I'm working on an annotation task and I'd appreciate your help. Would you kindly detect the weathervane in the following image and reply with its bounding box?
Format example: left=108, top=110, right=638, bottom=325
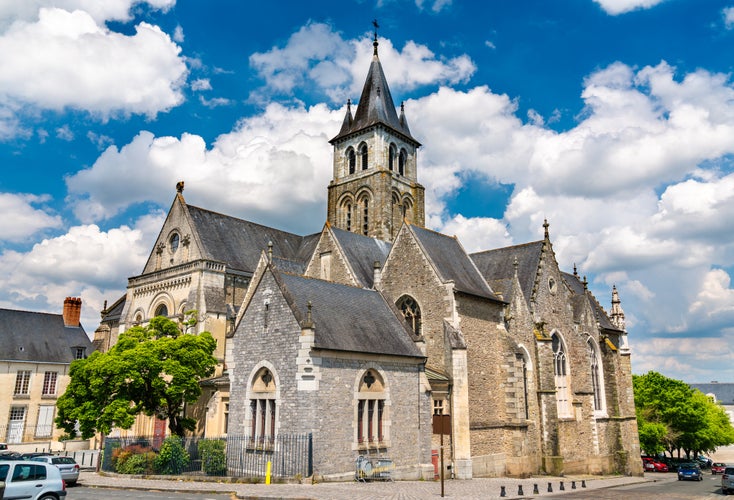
left=372, top=19, right=380, bottom=55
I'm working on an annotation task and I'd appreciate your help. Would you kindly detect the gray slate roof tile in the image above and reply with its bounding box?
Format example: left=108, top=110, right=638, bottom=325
left=277, top=271, right=423, bottom=359
left=0, top=308, right=93, bottom=363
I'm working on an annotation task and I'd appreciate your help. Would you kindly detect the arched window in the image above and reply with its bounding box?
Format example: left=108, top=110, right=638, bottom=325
left=154, top=304, right=168, bottom=318
left=356, top=369, right=387, bottom=446
left=396, top=295, right=421, bottom=336
left=346, top=202, right=352, bottom=231
left=348, top=148, right=356, bottom=174
left=359, top=143, right=368, bottom=170
left=398, top=149, right=406, bottom=176
left=587, top=339, right=604, bottom=413
left=250, top=367, right=277, bottom=445
left=362, top=198, right=369, bottom=236
left=519, top=352, right=530, bottom=420
left=388, top=144, right=397, bottom=171
left=552, top=332, right=571, bottom=417
left=169, top=233, right=180, bottom=253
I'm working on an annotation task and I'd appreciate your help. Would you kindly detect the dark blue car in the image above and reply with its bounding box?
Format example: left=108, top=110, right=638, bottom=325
left=678, top=463, right=703, bottom=481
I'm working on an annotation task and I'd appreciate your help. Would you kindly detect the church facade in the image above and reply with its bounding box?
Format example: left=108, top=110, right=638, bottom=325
left=97, top=35, right=642, bottom=479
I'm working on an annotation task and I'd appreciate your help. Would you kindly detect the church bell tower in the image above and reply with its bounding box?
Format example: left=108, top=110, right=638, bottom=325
left=327, top=30, right=425, bottom=241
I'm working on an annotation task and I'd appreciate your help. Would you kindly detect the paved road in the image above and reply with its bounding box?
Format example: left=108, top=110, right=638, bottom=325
left=558, top=471, right=724, bottom=499
left=68, top=486, right=234, bottom=500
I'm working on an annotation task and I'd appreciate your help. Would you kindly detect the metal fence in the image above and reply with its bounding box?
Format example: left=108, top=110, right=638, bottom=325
left=102, top=434, right=312, bottom=479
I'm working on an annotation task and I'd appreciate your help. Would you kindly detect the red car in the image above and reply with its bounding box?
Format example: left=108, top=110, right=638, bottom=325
left=712, top=462, right=726, bottom=475
left=642, top=458, right=669, bottom=472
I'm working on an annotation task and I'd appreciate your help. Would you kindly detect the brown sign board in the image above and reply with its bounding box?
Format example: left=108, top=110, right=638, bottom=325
left=432, top=414, right=451, bottom=435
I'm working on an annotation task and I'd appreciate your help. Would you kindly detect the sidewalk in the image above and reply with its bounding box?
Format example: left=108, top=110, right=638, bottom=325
left=79, top=470, right=651, bottom=499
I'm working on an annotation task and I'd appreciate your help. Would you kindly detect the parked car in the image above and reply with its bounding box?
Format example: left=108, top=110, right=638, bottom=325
left=643, top=459, right=669, bottom=472
left=29, top=455, right=80, bottom=485
left=0, top=459, right=67, bottom=499
left=697, top=455, right=713, bottom=468
left=723, top=466, right=734, bottom=495
left=678, top=463, right=703, bottom=481
left=0, top=450, right=24, bottom=460
left=712, top=462, right=727, bottom=475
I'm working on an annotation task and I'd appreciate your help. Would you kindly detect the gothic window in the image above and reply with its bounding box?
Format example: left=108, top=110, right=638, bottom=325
left=362, top=198, right=369, bottom=235
left=552, top=332, right=571, bottom=417
left=249, top=367, right=277, bottom=445
left=359, top=143, right=368, bottom=170
left=389, top=144, right=397, bottom=171
left=518, top=352, right=530, bottom=420
left=347, top=148, right=356, bottom=174
left=396, top=295, right=421, bottom=336
left=346, top=202, right=352, bottom=231
left=398, top=149, right=406, bottom=175
left=169, top=233, right=180, bottom=253
left=587, top=339, right=605, bottom=413
left=155, top=303, right=168, bottom=318
left=356, top=369, right=387, bottom=446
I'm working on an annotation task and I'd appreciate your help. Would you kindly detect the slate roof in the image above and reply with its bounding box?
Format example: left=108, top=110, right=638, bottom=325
left=689, top=383, right=734, bottom=404
left=101, top=295, right=126, bottom=323
left=187, top=205, right=317, bottom=273
left=330, top=44, right=418, bottom=145
left=410, top=225, right=502, bottom=301
left=331, top=227, right=392, bottom=288
left=0, top=308, right=93, bottom=363
left=561, top=272, right=621, bottom=333
left=277, top=271, right=423, bottom=359
left=471, top=241, right=544, bottom=305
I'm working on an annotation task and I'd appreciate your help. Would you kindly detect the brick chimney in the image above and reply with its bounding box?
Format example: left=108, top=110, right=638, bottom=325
left=63, top=297, right=82, bottom=327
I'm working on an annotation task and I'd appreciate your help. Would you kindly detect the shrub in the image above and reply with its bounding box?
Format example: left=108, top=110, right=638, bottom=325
left=153, top=436, right=190, bottom=475
left=198, top=439, right=227, bottom=476
left=112, top=444, right=155, bottom=474
left=117, top=451, right=156, bottom=474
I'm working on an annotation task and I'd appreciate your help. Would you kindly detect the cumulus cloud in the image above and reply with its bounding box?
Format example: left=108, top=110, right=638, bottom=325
left=249, top=22, right=475, bottom=104
left=0, top=6, right=187, bottom=136
left=0, top=193, right=63, bottom=242
left=0, top=214, right=161, bottom=329
left=0, top=0, right=175, bottom=28
left=65, top=102, right=342, bottom=233
left=725, top=7, right=734, bottom=29
left=593, top=0, right=667, bottom=15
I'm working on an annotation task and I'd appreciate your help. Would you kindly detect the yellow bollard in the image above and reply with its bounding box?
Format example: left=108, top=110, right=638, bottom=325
left=266, top=460, right=272, bottom=485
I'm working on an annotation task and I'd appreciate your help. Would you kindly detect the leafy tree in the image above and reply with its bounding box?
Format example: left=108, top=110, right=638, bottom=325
left=633, top=371, right=734, bottom=458
left=56, top=315, right=217, bottom=438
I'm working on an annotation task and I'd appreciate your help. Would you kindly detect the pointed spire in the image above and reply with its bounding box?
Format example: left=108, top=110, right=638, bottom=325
left=329, top=28, right=419, bottom=146
left=610, top=284, right=626, bottom=331
left=337, top=98, right=353, bottom=136
left=399, top=101, right=412, bottom=135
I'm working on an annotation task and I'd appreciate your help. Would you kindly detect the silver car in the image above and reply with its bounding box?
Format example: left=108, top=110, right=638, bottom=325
left=29, top=455, right=80, bottom=485
left=723, top=466, right=734, bottom=495
left=0, top=460, right=67, bottom=499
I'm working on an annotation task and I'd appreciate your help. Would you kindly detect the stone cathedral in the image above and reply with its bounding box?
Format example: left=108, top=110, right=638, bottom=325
left=96, top=35, right=643, bottom=480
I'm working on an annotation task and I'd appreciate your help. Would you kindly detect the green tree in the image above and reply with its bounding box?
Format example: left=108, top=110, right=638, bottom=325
left=633, top=371, right=734, bottom=457
left=56, top=315, right=217, bottom=438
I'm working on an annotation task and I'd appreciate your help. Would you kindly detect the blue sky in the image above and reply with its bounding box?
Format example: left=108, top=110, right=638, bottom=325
left=1, top=0, right=734, bottom=384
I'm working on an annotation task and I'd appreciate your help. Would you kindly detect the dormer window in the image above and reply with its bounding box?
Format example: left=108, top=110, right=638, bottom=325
left=73, top=347, right=86, bottom=360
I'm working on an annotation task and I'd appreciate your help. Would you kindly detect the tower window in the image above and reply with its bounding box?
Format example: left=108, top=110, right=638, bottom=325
left=362, top=199, right=369, bottom=235
left=348, top=148, right=356, bottom=174
left=346, top=203, right=352, bottom=231
left=359, top=143, right=368, bottom=170
left=389, top=144, right=397, bottom=171
left=398, top=149, right=406, bottom=176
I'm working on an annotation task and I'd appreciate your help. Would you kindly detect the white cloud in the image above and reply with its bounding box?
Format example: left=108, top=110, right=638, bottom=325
left=724, top=6, right=734, bottom=29
left=191, top=78, right=212, bottom=91
left=415, top=0, right=453, bottom=12
left=593, top=0, right=667, bottom=15
left=0, top=193, right=62, bottom=242
left=0, top=0, right=175, bottom=28
left=0, top=7, right=187, bottom=131
left=249, top=22, right=475, bottom=104
left=0, top=215, right=161, bottom=330
left=65, top=102, right=342, bottom=233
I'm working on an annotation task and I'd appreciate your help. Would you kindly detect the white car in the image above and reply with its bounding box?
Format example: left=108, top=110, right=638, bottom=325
left=0, top=460, right=67, bottom=499
left=29, top=456, right=80, bottom=485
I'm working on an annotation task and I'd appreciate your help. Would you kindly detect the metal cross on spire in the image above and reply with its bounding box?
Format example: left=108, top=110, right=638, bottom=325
left=372, top=19, right=380, bottom=55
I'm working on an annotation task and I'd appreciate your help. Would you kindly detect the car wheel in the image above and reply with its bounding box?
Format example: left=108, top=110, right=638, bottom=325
left=38, top=495, right=57, bottom=500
